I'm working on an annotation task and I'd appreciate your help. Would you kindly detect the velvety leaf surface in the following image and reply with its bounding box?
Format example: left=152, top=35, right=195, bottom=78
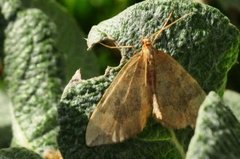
left=1, top=0, right=63, bottom=154
left=58, top=0, right=239, bottom=158
left=0, top=0, right=21, bottom=20
left=0, top=147, right=42, bottom=159
left=0, top=91, right=12, bottom=148
left=223, top=90, right=240, bottom=122
left=186, top=91, right=240, bottom=159
left=21, top=0, right=99, bottom=79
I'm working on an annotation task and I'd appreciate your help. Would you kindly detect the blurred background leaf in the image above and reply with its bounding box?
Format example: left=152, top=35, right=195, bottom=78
left=56, top=0, right=142, bottom=75
left=186, top=91, right=240, bottom=158
left=0, top=91, right=12, bottom=148
left=56, top=0, right=141, bottom=33
left=21, top=0, right=100, bottom=79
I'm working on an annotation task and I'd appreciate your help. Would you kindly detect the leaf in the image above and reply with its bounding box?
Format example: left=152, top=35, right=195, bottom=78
left=0, top=0, right=21, bottom=20
left=0, top=5, right=5, bottom=80
left=58, top=0, right=239, bottom=158
left=2, top=0, right=62, bottom=155
left=223, top=90, right=240, bottom=122
left=186, top=91, right=240, bottom=158
left=21, top=0, right=99, bottom=79
left=0, top=147, right=42, bottom=159
left=0, top=91, right=12, bottom=148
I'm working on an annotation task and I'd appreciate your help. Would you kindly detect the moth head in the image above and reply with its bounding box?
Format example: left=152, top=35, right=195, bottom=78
left=141, top=38, right=152, bottom=47
left=141, top=38, right=155, bottom=58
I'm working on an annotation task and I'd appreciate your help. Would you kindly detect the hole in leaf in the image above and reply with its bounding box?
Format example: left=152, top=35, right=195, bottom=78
left=93, top=40, right=121, bottom=75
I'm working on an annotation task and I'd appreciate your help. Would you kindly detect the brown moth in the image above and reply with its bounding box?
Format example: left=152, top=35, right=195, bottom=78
left=86, top=13, right=206, bottom=147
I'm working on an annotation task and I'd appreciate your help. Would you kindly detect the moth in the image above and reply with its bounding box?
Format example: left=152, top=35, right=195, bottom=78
left=86, top=13, right=206, bottom=147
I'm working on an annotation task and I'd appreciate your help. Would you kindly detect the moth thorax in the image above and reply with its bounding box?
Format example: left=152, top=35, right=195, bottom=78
left=142, top=40, right=154, bottom=62
left=141, top=38, right=151, bottom=46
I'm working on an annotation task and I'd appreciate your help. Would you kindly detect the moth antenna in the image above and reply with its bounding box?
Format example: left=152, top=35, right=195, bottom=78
left=99, top=42, right=134, bottom=49
left=152, top=12, right=193, bottom=44
left=150, top=11, right=173, bottom=42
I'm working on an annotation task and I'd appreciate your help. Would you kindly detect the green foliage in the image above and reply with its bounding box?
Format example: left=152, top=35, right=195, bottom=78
left=56, top=0, right=139, bottom=74
left=56, top=0, right=137, bottom=33
left=0, top=0, right=100, bottom=156
left=186, top=91, right=240, bottom=159
left=0, top=147, right=42, bottom=159
left=0, top=91, right=12, bottom=148
left=0, top=0, right=21, bottom=20
left=223, top=90, right=240, bottom=122
left=21, top=0, right=100, bottom=79
left=58, top=0, right=239, bottom=158
left=4, top=5, right=62, bottom=153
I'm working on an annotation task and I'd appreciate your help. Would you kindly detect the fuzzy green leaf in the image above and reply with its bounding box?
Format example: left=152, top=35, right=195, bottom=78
left=0, top=147, right=42, bottom=159
left=21, top=0, right=100, bottom=79
left=186, top=91, right=240, bottom=158
left=0, top=91, right=12, bottom=148
left=2, top=0, right=63, bottom=154
left=223, top=90, right=240, bottom=122
left=0, top=0, right=21, bottom=20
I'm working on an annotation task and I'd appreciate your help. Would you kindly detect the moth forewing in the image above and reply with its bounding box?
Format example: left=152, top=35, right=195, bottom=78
left=85, top=53, right=152, bottom=147
left=152, top=49, right=206, bottom=128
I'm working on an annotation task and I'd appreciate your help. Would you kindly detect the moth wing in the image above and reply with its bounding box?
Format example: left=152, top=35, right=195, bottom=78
left=153, top=50, right=206, bottom=128
left=86, top=53, right=152, bottom=147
